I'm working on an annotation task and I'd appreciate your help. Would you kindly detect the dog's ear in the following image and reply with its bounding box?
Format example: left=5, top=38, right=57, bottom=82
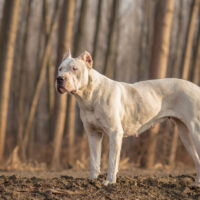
left=79, top=51, right=93, bottom=69
left=62, top=48, right=71, bottom=60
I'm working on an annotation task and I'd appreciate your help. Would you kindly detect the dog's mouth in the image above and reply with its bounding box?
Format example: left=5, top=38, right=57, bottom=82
left=57, top=86, right=67, bottom=94
left=70, top=90, right=77, bottom=95
left=57, top=85, right=76, bottom=95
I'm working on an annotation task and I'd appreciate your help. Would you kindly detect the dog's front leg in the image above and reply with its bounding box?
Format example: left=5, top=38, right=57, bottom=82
left=87, top=131, right=103, bottom=179
left=103, top=131, right=123, bottom=185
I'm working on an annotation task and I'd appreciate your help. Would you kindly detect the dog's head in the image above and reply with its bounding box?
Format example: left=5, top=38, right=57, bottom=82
left=56, top=49, right=93, bottom=95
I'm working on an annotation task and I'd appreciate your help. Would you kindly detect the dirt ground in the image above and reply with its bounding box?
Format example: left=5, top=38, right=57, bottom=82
left=0, top=168, right=200, bottom=200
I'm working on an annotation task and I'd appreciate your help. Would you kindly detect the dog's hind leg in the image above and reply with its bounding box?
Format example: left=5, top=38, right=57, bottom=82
left=191, top=121, right=200, bottom=159
left=175, top=119, right=200, bottom=185
left=190, top=121, right=200, bottom=184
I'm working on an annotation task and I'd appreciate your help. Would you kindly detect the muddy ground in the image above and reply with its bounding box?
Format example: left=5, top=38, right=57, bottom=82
left=0, top=168, right=199, bottom=200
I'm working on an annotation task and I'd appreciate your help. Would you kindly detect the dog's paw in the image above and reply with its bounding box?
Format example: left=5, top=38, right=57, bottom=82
left=90, top=175, right=98, bottom=179
left=102, top=180, right=110, bottom=186
left=90, top=172, right=100, bottom=179
left=102, top=180, right=116, bottom=186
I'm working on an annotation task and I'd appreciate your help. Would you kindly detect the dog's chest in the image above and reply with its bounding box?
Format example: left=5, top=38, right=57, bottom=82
left=81, top=109, right=106, bottom=133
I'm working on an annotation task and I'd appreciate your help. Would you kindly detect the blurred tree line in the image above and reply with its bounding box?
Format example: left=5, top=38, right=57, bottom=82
left=0, top=0, right=199, bottom=170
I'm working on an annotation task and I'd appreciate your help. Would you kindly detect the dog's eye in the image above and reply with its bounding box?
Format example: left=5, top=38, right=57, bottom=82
left=59, top=67, right=62, bottom=72
left=72, top=67, right=78, bottom=71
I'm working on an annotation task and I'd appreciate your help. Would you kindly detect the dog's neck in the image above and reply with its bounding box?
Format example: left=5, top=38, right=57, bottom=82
left=74, top=69, right=110, bottom=109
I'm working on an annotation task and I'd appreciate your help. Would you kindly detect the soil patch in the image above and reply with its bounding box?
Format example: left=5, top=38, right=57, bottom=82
left=0, top=169, right=199, bottom=199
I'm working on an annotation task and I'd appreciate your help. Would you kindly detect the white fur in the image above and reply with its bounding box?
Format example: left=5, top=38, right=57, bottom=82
left=57, top=52, right=200, bottom=186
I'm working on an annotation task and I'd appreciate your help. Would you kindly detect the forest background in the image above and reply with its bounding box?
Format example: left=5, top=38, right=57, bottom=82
left=0, top=0, right=199, bottom=171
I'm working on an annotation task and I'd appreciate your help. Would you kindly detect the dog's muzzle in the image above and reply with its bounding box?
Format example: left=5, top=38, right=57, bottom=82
left=56, top=76, right=67, bottom=94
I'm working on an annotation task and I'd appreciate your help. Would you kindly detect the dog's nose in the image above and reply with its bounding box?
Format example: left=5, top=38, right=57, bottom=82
left=57, top=76, right=65, bottom=83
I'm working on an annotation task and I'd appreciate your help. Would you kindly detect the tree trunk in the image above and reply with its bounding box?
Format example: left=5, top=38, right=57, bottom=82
left=43, top=0, right=51, bottom=37
left=73, top=0, right=89, bottom=56
left=92, top=0, right=103, bottom=66
left=168, top=1, right=200, bottom=167
left=182, top=0, right=200, bottom=80
left=66, top=95, right=76, bottom=166
left=141, top=0, right=174, bottom=168
left=149, top=0, right=174, bottom=79
left=21, top=1, right=59, bottom=161
left=51, top=0, right=75, bottom=169
left=169, top=126, right=179, bottom=166
left=65, top=0, right=89, bottom=165
left=192, top=18, right=200, bottom=85
left=17, top=0, right=32, bottom=153
left=137, top=0, right=153, bottom=81
left=42, top=0, right=55, bottom=141
left=47, top=57, right=55, bottom=132
left=0, top=0, right=21, bottom=162
left=103, top=0, right=119, bottom=78
left=170, top=0, right=183, bottom=78
left=168, top=0, right=183, bottom=167
left=113, top=7, right=120, bottom=80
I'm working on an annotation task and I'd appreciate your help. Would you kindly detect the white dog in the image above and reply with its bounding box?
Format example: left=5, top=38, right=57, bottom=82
left=56, top=49, right=200, bottom=186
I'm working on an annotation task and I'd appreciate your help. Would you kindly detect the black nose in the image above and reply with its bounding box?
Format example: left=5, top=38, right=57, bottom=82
left=57, top=76, right=65, bottom=83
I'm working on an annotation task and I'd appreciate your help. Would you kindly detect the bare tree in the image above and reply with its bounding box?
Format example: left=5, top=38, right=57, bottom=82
left=103, top=0, right=119, bottom=78
left=64, top=0, right=89, bottom=165
left=149, top=0, right=174, bottom=79
left=0, top=0, right=21, bottom=162
left=42, top=0, right=55, bottom=140
left=168, top=0, right=183, bottom=167
left=17, top=0, right=32, bottom=153
left=170, top=0, right=183, bottom=78
left=192, top=25, right=200, bottom=85
left=51, top=0, right=75, bottom=169
left=168, top=126, right=179, bottom=166
left=73, top=0, right=89, bottom=56
left=137, top=0, right=153, bottom=81
left=141, top=0, right=174, bottom=168
left=92, top=0, right=103, bottom=66
left=182, top=0, right=200, bottom=80
left=21, top=1, right=59, bottom=161
left=168, top=0, right=200, bottom=167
